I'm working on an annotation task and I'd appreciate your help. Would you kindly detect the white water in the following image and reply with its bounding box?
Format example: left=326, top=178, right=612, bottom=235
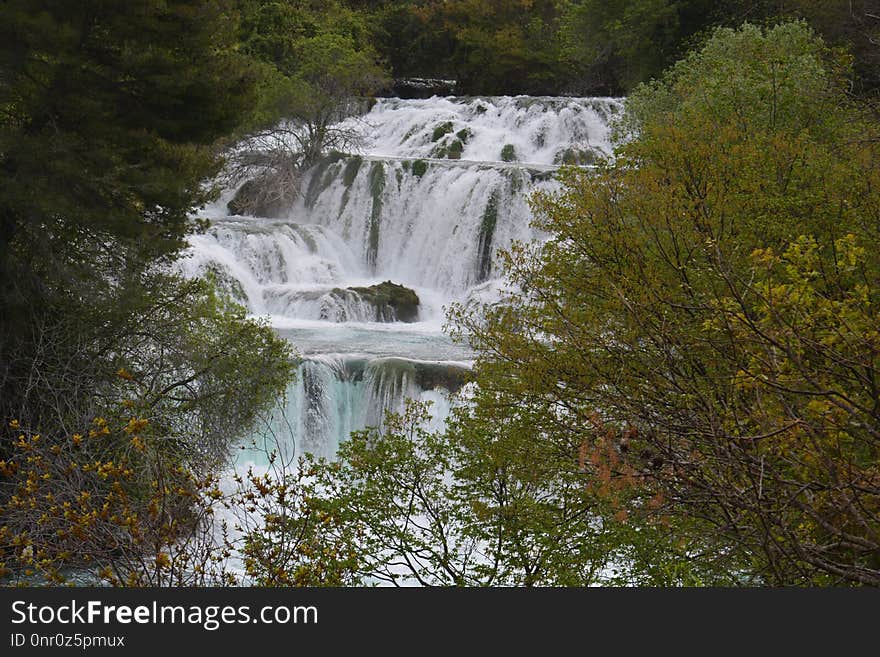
left=182, top=95, right=620, bottom=460
left=339, top=96, right=620, bottom=164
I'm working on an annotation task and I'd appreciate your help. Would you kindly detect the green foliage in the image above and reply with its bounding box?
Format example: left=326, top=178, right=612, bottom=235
left=0, top=0, right=267, bottom=430
left=240, top=395, right=733, bottom=586
left=0, top=1, right=296, bottom=583
left=227, top=1, right=389, bottom=210
left=402, top=0, right=572, bottom=94
left=0, top=0, right=258, bottom=277
left=454, top=22, right=880, bottom=585
left=561, top=0, right=690, bottom=93
left=237, top=1, right=388, bottom=137
left=558, top=0, right=880, bottom=95
left=242, top=402, right=604, bottom=585
left=620, top=21, right=845, bottom=140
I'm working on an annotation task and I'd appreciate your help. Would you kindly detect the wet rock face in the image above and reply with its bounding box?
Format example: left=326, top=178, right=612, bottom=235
left=385, top=78, right=458, bottom=99
left=337, top=281, right=421, bottom=323
left=227, top=176, right=295, bottom=218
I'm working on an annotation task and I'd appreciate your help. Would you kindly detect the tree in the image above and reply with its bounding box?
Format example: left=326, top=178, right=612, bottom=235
left=405, top=0, right=570, bottom=95
left=560, top=0, right=880, bottom=95
left=454, top=22, right=880, bottom=585
left=0, top=1, right=296, bottom=583
left=239, top=396, right=733, bottom=586
left=561, top=0, right=686, bottom=93
left=0, top=0, right=267, bottom=429
left=227, top=1, right=388, bottom=216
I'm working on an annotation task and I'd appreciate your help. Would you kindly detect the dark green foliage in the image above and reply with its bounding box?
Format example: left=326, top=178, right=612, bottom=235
left=0, top=0, right=259, bottom=279
left=0, top=0, right=271, bottom=433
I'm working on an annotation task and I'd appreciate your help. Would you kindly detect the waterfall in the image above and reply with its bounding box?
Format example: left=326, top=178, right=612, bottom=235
left=183, top=95, right=620, bottom=460
left=240, top=356, right=467, bottom=463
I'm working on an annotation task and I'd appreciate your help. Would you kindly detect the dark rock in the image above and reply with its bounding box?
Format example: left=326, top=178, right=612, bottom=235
left=414, top=362, right=470, bottom=393
left=383, top=78, right=458, bottom=99
left=227, top=177, right=292, bottom=218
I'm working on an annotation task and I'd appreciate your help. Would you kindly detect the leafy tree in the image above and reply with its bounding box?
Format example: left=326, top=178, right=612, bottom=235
left=407, top=0, right=570, bottom=95
left=0, top=0, right=269, bottom=426
left=454, top=22, right=880, bottom=585
left=0, top=0, right=258, bottom=280
left=0, top=1, right=296, bottom=581
left=561, top=0, right=686, bottom=93
left=560, top=0, right=880, bottom=95
left=0, top=277, right=294, bottom=585
left=240, top=398, right=734, bottom=586
left=226, top=0, right=388, bottom=215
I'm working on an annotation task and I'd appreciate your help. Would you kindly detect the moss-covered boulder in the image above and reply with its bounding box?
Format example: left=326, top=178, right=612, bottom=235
left=412, top=159, right=429, bottom=178
left=333, top=281, right=420, bottom=323
left=446, top=139, right=464, bottom=159
left=553, top=147, right=602, bottom=166
left=501, top=144, right=517, bottom=162
left=432, top=121, right=455, bottom=142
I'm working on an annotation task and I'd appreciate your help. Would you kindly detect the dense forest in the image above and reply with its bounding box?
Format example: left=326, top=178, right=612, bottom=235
left=1, top=1, right=879, bottom=586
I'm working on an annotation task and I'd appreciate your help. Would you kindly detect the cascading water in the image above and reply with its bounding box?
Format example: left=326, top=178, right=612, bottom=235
left=181, top=95, right=621, bottom=462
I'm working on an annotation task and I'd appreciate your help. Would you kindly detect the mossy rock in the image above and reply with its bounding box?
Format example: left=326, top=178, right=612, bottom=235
left=446, top=139, right=464, bottom=160
left=431, top=141, right=463, bottom=159
left=412, top=159, right=429, bottom=178
left=304, top=152, right=348, bottom=208
left=432, top=121, right=455, bottom=142
left=456, top=128, right=473, bottom=143
left=477, top=191, right=499, bottom=281
left=501, top=144, right=517, bottom=162
left=553, top=147, right=601, bottom=166
left=344, top=281, right=420, bottom=323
